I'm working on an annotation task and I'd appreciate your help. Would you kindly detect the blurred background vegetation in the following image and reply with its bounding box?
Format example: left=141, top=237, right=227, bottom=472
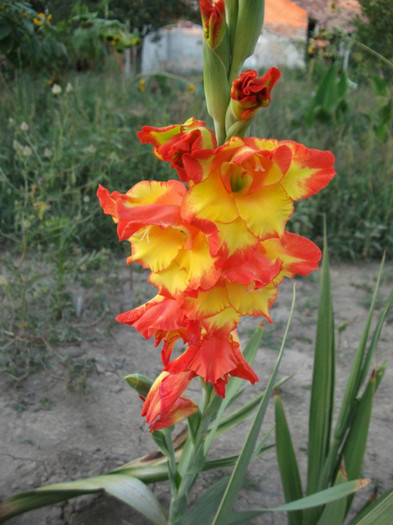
left=0, top=0, right=392, bottom=380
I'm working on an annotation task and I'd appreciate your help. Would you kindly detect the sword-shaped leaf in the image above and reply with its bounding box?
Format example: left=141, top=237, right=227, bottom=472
left=0, top=473, right=167, bottom=524
left=275, top=392, right=303, bottom=525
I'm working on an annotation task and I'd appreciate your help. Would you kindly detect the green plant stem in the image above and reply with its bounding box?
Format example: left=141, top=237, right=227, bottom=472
left=164, top=428, right=179, bottom=502
left=168, top=386, right=220, bottom=523
left=348, top=38, right=393, bottom=69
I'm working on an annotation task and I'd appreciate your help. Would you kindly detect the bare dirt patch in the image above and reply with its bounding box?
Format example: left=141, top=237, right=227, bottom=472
left=1, top=262, right=392, bottom=524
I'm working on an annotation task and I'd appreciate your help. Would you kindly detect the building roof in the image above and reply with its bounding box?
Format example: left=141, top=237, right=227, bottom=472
left=291, top=0, right=361, bottom=31
left=264, top=0, right=308, bottom=38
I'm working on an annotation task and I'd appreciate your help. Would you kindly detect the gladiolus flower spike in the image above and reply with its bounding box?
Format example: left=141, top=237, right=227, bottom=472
left=98, top=75, right=336, bottom=432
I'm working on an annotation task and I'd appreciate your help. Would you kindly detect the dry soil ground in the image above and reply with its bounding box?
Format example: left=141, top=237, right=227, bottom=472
left=1, top=261, right=392, bottom=524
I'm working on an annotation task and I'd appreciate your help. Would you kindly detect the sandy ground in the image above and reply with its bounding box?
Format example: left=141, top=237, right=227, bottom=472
left=1, top=261, right=392, bottom=524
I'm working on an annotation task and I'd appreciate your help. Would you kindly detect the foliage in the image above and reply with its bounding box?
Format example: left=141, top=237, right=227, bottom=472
left=353, top=0, right=393, bottom=78
left=0, top=1, right=141, bottom=74
left=109, top=0, right=200, bottom=38
left=0, top=1, right=67, bottom=69
left=303, top=65, right=348, bottom=126
left=62, top=9, right=140, bottom=68
left=275, top=247, right=393, bottom=525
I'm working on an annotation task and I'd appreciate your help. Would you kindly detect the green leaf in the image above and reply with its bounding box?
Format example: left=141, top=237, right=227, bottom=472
left=337, top=71, right=348, bottom=99
left=319, top=66, right=339, bottom=113
left=275, top=392, right=303, bottom=525
left=0, top=23, right=12, bottom=41
left=320, top=258, right=392, bottom=490
left=225, top=0, right=238, bottom=52
left=0, top=474, right=167, bottom=524
left=229, top=0, right=265, bottom=81
left=211, top=286, right=296, bottom=525
left=124, top=373, right=153, bottom=398
left=203, top=41, right=230, bottom=144
left=349, top=488, right=393, bottom=525
left=211, top=375, right=290, bottom=441
left=173, top=477, right=229, bottom=525
left=370, top=73, right=388, bottom=96
left=151, top=430, right=171, bottom=457
left=358, top=285, right=393, bottom=389
left=306, top=235, right=335, bottom=501
left=225, top=479, right=370, bottom=524
left=341, top=370, right=376, bottom=514
left=316, top=465, right=348, bottom=525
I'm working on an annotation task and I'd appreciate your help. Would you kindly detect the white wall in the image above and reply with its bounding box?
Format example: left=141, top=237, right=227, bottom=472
left=142, top=25, right=305, bottom=74
left=142, top=25, right=204, bottom=73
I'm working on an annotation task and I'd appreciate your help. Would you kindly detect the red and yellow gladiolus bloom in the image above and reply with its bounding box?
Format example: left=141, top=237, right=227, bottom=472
left=137, top=118, right=216, bottom=182
left=164, top=327, right=258, bottom=398
left=246, top=138, right=336, bottom=201
left=200, top=0, right=227, bottom=49
left=230, top=68, right=281, bottom=120
left=98, top=117, right=336, bottom=431
left=262, top=232, right=322, bottom=284
left=182, top=135, right=335, bottom=253
left=141, top=371, right=198, bottom=431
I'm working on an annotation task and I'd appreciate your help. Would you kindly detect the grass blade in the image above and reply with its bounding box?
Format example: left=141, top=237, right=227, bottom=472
left=0, top=474, right=167, bottom=524
left=211, top=375, right=291, bottom=440
left=225, top=479, right=370, bottom=524
left=333, top=256, right=386, bottom=444
left=274, top=392, right=303, bottom=525
left=349, top=488, right=393, bottom=525
left=341, top=369, right=377, bottom=515
left=319, top=263, right=392, bottom=491
left=211, top=286, right=296, bottom=525
left=316, top=465, right=348, bottom=525
left=306, top=238, right=335, bottom=502
left=173, top=477, right=229, bottom=525
left=358, top=285, right=393, bottom=389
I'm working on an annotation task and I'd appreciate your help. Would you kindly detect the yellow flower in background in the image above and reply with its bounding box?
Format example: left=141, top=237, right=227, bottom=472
left=33, top=12, right=51, bottom=25
left=188, top=84, right=195, bottom=93
left=138, top=78, right=145, bottom=92
left=34, top=201, right=49, bottom=221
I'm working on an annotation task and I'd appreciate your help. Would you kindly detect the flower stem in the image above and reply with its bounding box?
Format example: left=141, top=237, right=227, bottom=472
left=168, top=384, right=220, bottom=523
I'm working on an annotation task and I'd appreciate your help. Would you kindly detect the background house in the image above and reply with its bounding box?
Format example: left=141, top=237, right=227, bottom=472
left=141, top=0, right=360, bottom=73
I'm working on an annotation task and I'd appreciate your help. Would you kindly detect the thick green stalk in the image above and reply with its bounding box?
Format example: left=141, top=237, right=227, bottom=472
left=168, top=386, right=221, bottom=523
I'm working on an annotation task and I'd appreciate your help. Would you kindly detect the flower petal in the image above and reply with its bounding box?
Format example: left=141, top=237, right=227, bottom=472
left=116, top=295, right=186, bottom=338
left=141, top=371, right=197, bottom=431
left=262, top=231, right=322, bottom=282
left=279, top=141, right=336, bottom=200
left=227, top=281, right=278, bottom=321
left=235, top=183, right=293, bottom=239
left=216, top=218, right=258, bottom=256
left=222, top=243, right=281, bottom=288
left=166, top=328, right=258, bottom=388
left=182, top=174, right=238, bottom=224
left=130, top=225, right=186, bottom=271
